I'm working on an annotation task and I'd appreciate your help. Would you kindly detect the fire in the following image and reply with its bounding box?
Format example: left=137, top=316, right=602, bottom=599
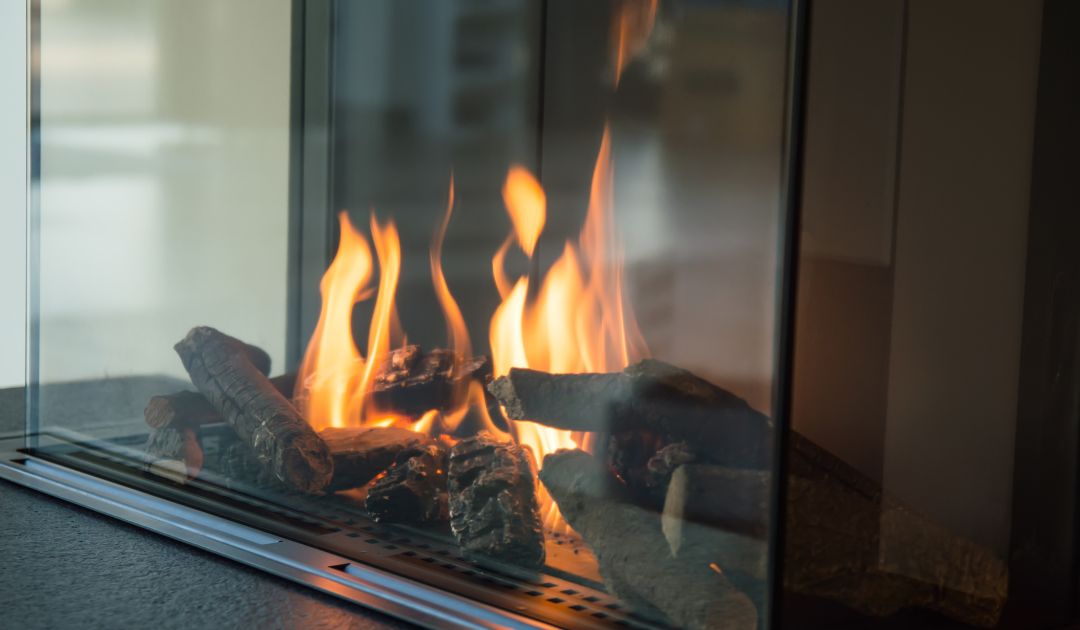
left=294, top=0, right=657, bottom=538
left=295, top=212, right=405, bottom=431
left=294, top=212, right=374, bottom=430
left=501, top=166, right=546, bottom=257
left=612, top=0, right=659, bottom=86
left=430, top=177, right=507, bottom=438
left=489, top=136, right=648, bottom=526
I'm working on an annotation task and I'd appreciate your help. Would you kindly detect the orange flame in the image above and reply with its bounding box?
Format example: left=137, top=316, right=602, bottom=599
left=295, top=212, right=374, bottom=430
left=490, top=140, right=648, bottom=527
left=296, top=212, right=406, bottom=431
left=295, top=2, right=658, bottom=540
left=501, top=166, right=547, bottom=258
left=431, top=176, right=471, bottom=360
left=432, top=178, right=510, bottom=438
left=612, top=0, right=659, bottom=87
left=357, top=215, right=403, bottom=418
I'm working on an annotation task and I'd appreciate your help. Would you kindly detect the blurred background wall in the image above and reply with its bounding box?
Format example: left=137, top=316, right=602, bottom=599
left=792, top=0, right=1043, bottom=554
left=34, top=0, right=292, bottom=395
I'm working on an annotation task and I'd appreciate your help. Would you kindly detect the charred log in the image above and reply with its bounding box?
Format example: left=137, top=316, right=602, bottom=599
left=447, top=432, right=545, bottom=569
left=320, top=426, right=431, bottom=492
left=370, top=345, right=492, bottom=417
left=608, top=436, right=696, bottom=507
left=143, top=426, right=204, bottom=483
left=174, top=326, right=333, bottom=494
left=540, top=449, right=758, bottom=630
left=489, top=360, right=772, bottom=471
left=365, top=443, right=449, bottom=524
left=217, top=440, right=283, bottom=490
left=144, top=391, right=219, bottom=430
left=144, top=374, right=299, bottom=431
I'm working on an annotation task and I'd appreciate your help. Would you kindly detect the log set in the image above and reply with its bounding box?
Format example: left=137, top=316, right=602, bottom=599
left=152, top=325, right=1004, bottom=627
left=366, top=443, right=449, bottom=524
left=174, top=326, right=333, bottom=494
left=540, top=449, right=759, bottom=630
left=448, top=432, right=545, bottom=570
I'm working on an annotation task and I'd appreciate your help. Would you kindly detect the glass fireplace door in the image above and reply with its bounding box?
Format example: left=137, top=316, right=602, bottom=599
left=14, top=1, right=799, bottom=629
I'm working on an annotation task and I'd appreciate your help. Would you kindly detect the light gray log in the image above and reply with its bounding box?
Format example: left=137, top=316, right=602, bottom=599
left=541, top=449, right=758, bottom=630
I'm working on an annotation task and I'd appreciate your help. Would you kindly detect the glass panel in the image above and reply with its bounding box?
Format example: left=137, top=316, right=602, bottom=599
left=28, top=1, right=796, bottom=628
left=35, top=0, right=292, bottom=437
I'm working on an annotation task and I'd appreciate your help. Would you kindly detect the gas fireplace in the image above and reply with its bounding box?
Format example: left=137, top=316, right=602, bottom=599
left=4, top=0, right=1071, bottom=628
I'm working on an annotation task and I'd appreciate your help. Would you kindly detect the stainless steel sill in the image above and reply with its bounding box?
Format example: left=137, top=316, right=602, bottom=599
left=0, top=451, right=556, bottom=630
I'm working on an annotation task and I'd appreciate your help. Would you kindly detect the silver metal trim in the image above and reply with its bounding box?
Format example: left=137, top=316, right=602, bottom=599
left=25, top=0, right=41, bottom=450
left=0, top=455, right=558, bottom=630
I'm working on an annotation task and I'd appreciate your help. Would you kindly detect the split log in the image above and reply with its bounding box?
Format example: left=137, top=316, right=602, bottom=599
left=540, top=449, right=758, bottom=630
left=320, top=426, right=431, bottom=492
left=174, top=326, right=333, bottom=494
left=370, top=345, right=492, bottom=416
left=447, top=432, right=545, bottom=569
left=143, top=426, right=204, bottom=483
left=784, top=433, right=1008, bottom=627
left=662, top=464, right=770, bottom=613
left=145, top=374, right=298, bottom=430
left=365, top=443, right=449, bottom=523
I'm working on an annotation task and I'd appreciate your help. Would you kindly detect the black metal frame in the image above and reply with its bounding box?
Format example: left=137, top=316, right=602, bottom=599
left=1008, top=0, right=1080, bottom=625
left=768, top=0, right=809, bottom=627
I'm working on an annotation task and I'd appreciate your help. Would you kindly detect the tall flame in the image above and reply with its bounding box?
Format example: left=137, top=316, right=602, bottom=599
left=295, top=212, right=374, bottom=430
left=357, top=215, right=403, bottom=419
left=296, top=212, right=404, bottom=431
left=431, top=176, right=471, bottom=359
left=490, top=138, right=648, bottom=526
left=431, top=177, right=506, bottom=438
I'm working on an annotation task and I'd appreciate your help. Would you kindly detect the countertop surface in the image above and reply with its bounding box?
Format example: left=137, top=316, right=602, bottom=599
left=0, top=382, right=410, bottom=630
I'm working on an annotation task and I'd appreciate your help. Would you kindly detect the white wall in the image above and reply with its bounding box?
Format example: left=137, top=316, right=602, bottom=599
left=0, top=1, right=27, bottom=389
